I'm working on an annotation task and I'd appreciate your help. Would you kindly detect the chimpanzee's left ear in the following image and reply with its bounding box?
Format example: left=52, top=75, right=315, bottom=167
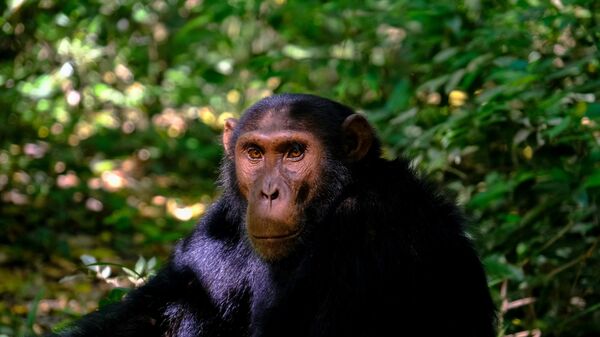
left=342, top=114, right=373, bottom=162
left=222, top=118, right=238, bottom=157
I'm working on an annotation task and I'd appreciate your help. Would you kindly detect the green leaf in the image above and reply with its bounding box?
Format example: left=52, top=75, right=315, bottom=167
left=468, top=182, right=512, bottom=208
left=483, top=255, right=524, bottom=282
left=99, top=288, right=130, bottom=308
left=385, top=80, right=411, bottom=111
left=433, top=47, right=459, bottom=63
left=546, top=116, right=572, bottom=139
left=583, top=171, right=600, bottom=188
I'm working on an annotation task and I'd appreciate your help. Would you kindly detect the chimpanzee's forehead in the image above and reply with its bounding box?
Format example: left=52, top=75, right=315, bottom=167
left=234, top=94, right=355, bottom=145
left=259, top=109, right=298, bottom=130
left=240, top=107, right=310, bottom=133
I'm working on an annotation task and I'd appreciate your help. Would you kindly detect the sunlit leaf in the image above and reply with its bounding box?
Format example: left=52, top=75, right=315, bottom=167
left=100, top=266, right=112, bottom=279
left=135, top=256, right=146, bottom=275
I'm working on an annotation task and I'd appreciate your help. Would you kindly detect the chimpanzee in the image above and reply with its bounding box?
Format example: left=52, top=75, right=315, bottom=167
left=53, top=93, right=496, bottom=337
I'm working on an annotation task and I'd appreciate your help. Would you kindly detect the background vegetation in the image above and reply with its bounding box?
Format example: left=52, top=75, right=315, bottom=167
left=0, top=0, right=598, bottom=336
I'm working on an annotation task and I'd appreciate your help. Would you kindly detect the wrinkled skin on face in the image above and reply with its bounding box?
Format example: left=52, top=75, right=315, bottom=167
left=223, top=109, right=373, bottom=261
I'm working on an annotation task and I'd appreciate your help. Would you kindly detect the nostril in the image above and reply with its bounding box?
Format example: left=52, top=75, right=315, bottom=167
left=270, top=189, right=279, bottom=200
left=261, top=189, right=279, bottom=201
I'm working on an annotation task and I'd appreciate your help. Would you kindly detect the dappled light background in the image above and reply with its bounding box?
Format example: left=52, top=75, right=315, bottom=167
left=0, top=0, right=598, bottom=336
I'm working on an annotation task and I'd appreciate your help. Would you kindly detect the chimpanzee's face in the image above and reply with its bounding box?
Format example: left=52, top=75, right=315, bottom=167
left=222, top=104, right=373, bottom=262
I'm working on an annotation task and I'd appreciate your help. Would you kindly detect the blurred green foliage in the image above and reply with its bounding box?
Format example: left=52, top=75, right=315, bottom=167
left=0, top=0, right=598, bottom=336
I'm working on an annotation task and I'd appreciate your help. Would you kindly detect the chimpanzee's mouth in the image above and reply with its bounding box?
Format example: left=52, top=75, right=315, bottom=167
left=251, top=230, right=300, bottom=241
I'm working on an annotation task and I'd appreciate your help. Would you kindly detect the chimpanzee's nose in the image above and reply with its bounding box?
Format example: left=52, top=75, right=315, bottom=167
left=261, top=183, right=279, bottom=201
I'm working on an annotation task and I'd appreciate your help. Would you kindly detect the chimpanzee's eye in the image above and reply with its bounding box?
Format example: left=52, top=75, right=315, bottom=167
left=247, top=147, right=263, bottom=160
left=286, top=143, right=305, bottom=161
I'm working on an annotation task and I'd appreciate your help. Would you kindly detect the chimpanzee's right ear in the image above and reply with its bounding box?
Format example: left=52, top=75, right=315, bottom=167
left=222, top=118, right=238, bottom=157
left=342, top=114, right=373, bottom=162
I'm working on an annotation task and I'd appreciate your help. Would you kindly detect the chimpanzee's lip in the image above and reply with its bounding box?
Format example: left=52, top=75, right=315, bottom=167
left=251, top=230, right=300, bottom=240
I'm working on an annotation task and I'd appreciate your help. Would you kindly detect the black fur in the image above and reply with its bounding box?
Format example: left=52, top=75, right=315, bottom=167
left=53, top=94, right=496, bottom=337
